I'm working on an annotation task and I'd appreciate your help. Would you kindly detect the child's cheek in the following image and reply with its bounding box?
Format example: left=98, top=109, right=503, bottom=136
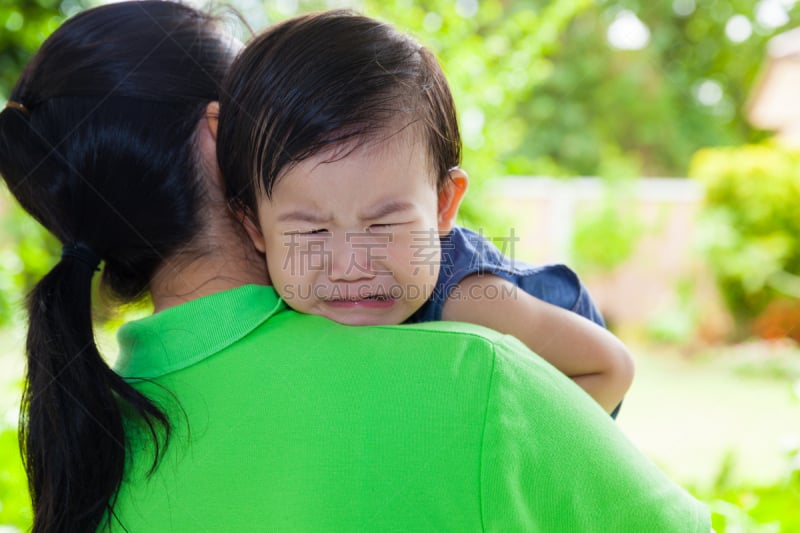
left=268, top=235, right=314, bottom=292
left=388, top=227, right=441, bottom=281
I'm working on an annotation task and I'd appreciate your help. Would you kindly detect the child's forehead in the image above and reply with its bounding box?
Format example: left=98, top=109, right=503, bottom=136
left=316, top=121, right=436, bottom=175
left=268, top=124, right=439, bottom=201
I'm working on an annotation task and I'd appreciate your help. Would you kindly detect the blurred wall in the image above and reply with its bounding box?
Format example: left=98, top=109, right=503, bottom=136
left=486, top=177, right=730, bottom=340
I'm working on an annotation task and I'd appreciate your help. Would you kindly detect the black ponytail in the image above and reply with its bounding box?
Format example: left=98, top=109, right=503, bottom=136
left=0, top=2, right=235, bottom=530
left=23, top=258, right=169, bottom=532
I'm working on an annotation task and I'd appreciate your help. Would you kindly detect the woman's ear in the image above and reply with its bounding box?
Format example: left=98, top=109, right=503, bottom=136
left=437, top=168, right=469, bottom=234
left=206, top=101, right=219, bottom=140
left=196, top=102, right=223, bottom=188
left=205, top=101, right=266, bottom=254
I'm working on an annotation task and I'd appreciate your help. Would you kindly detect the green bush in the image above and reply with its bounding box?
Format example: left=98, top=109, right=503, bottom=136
left=0, top=426, right=31, bottom=531
left=689, top=144, right=800, bottom=337
left=571, top=198, right=643, bottom=275
left=570, top=153, right=645, bottom=276
left=700, top=449, right=800, bottom=533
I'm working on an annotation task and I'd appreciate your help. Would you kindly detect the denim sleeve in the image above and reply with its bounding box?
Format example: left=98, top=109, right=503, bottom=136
left=514, top=264, right=606, bottom=328
left=414, top=227, right=606, bottom=324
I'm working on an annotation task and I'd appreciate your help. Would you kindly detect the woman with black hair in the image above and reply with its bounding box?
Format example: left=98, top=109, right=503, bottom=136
left=0, top=3, right=709, bottom=532
left=0, top=2, right=266, bottom=530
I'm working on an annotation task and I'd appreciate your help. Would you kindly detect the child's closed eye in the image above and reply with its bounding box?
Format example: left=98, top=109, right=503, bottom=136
left=368, top=223, right=394, bottom=230
left=367, top=221, right=409, bottom=232
left=285, top=228, right=330, bottom=236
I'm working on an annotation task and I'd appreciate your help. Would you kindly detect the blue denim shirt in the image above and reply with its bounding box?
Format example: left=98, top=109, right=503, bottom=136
left=411, top=226, right=606, bottom=327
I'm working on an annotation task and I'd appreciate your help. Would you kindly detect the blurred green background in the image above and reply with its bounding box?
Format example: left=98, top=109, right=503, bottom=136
left=2, top=0, right=800, bottom=531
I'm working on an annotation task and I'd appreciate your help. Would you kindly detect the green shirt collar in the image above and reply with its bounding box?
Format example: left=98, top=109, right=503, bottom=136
left=115, top=284, right=284, bottom=379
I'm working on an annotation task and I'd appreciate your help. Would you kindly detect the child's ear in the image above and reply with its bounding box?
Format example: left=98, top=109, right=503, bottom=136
left=437, top=168, right=469, bottom=234
left=206, top=101, right=219, bottom=140
left=232, top=201, right=267, bottom=254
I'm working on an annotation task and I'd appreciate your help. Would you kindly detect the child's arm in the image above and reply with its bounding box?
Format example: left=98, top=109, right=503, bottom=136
left=441, top=273, right=634, bottom=414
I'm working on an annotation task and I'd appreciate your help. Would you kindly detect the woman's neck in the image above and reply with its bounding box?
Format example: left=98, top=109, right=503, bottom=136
left=149, top=211, right=270, bottom=313
left=150, top=257, right=268, bottom=313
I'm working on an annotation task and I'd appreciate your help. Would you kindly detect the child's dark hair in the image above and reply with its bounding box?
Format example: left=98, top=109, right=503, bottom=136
left=0, top=2, right=234, bottom=531
left=218, top=9, right=461, bottom=213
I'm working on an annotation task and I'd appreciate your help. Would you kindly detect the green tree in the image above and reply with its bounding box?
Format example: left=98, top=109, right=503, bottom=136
left=510, top=0, right=800, bottom=177
left=1, top=0, right=69, bottom=100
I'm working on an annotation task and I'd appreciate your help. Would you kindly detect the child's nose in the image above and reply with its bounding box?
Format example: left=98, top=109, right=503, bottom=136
left=327, top=232, right=376, bottom=281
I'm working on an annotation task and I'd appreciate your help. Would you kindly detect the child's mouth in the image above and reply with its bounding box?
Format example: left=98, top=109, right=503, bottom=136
left=326, top=295, right=396, bottom=308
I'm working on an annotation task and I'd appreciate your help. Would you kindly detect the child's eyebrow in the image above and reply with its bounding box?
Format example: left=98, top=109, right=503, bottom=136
left=277, top=210, right=331, bottom=224
left=360, top=200, right=415, bottom=220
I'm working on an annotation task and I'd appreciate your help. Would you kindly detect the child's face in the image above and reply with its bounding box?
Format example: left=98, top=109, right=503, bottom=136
left=249, top=127, right=456, bottom=325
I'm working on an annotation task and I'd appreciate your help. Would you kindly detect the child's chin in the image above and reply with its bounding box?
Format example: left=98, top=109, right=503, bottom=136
left=317, top=306, right=405, bottom=326
left=323, top=312, right=397, bottom=326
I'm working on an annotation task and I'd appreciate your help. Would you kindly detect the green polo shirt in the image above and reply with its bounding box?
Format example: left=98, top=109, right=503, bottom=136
left=110, top=284, right=708, bottom=532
